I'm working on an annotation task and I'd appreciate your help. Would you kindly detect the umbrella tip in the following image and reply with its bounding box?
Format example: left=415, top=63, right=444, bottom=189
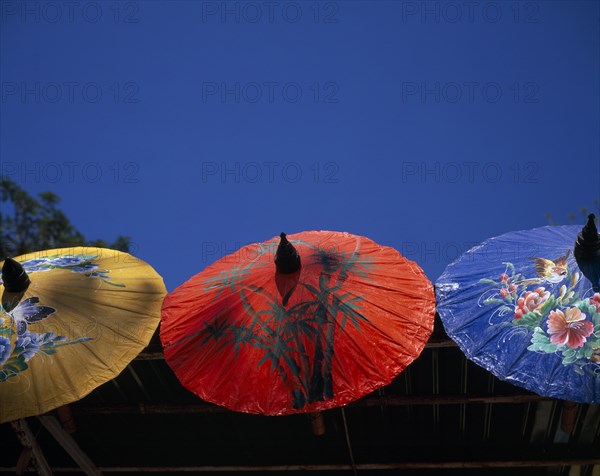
left=2, top=258, right=30, bottom=291
left=575, top=214, right=600, bottom=258
left=275, top=232, right=301, bottom=274
left=3, top=257, right=21, bottom=275
left=1, top=257, right=30, bottom=312
left=574, top=214, right=600, bottom=292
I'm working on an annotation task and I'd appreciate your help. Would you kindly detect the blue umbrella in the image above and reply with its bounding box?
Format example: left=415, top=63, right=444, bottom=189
left=436, top=215, right=600, bottom=403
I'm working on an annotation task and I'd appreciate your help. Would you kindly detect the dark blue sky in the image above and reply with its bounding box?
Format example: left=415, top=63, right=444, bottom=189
left=1, top=0, right=599, bottom=291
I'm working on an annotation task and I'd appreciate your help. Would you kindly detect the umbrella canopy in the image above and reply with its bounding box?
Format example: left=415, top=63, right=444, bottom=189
left=161, top=230, right=435, bottom=415
left=0, top=247, right=166, bottom=423
left=436, top=216, right=600, bottom=403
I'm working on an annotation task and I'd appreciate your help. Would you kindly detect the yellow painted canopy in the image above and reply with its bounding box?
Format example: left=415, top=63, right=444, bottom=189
left=0, top=247, right=166, bottom=423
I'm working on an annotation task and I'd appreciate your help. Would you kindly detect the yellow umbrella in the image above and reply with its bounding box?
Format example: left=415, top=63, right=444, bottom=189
left=0, top=247, right=166, bottom=423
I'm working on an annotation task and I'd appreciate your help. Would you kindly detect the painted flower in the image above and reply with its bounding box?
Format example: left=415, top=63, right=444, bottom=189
left=16, top=332, right=62, bottom=361
left=71, top=263, right=99, bottom=274
left=547, top=307, right=594, bottom=348
left=508, top=284, right=517, bottom=294
left=514, top=287, right=550, bottom=319
left=54, top=256, right=89, bottom=266
left=23, top=259, right=48, bottom=266
left=500, top=273, right=510, bottom=284
left=21, top=258, right=54, bottom=273
left=22, top=255, right=99, bottom=274
left=21, top=255, right=122, bottom=286
left=500, top=288, right=509, bottom=298
left=589, top=293, right=600, bottom=314
left=0, top=336, right=12, bottom=365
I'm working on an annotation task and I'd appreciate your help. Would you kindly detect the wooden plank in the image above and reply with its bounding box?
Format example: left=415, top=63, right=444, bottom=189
left=1, top=459, right=600, bottom=472
left=37, top=415, right=102, bottom=476
left=72, top=393, right=550, bottom=416
left=10, top=420, right=52, bottom=476
left=15, top=449, right=32, bottom=475
left=56, top=405, right=77, bottom=434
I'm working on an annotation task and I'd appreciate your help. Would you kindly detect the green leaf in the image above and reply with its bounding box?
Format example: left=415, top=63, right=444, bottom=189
left=303, top=283, right=319, bottom=296
left=514, top=311, right=542, bottom=329
left=528, top=327, right=559, bottom=354
left=590, top=339, right=600, bottom=350
left=103, top=280, right=126, bottom=288
left=539, top=296, right=556, bottom=316
left=530, top=327, right=546, bottom=340
left=582, top=346, right=594, bottom=359
left=483, top=298, right=505, bottom=306
left=541, top=343, right=558, bottom=353
left=579, top=301, right=600, bottom=326
left=479, top=278, right=498, bottom=286
left=4, top=354, right=28, bottom=373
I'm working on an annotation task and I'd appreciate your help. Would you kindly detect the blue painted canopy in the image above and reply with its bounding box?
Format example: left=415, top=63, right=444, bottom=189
left=436, top=225, right=600, bottom=403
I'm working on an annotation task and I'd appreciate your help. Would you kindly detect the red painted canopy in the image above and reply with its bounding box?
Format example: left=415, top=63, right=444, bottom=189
left=160, top=231, right=435, bottom=415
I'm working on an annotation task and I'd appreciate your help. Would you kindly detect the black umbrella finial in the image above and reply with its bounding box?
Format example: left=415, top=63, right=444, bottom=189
left=2, top=258, right=30, bottom=293
left=275, top=232, right=301, bottom=274
left=574, top=214, right=600, bottom=292
left=1, top=257, right=31, bottom=312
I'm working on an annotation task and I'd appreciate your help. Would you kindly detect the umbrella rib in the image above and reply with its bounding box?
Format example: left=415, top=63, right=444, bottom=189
left=39, top=292, right=157, bottom=347
left=352, top=290, right=434, bottom=358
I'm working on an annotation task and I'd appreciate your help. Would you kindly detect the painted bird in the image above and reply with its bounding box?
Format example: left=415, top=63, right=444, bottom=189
left=517, top=250, right=570, bottom=286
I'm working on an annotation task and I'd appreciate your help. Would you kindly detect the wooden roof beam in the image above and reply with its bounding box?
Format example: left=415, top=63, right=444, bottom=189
left=37, top=415, right=102, bottom=476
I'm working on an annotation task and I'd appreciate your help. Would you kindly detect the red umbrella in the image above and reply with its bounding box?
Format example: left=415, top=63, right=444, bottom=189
left=161, top=231, right=435, bottom=415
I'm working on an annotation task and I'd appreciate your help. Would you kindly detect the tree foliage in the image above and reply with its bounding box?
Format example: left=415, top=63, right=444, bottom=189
left=0, top=177, right=130, bottom=257
left=546, top=200, right=600, bottom=226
